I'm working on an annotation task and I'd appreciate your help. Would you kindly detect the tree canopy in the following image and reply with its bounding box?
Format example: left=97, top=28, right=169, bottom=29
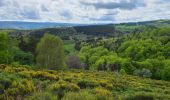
left=36, top=33, right=65, bottom=70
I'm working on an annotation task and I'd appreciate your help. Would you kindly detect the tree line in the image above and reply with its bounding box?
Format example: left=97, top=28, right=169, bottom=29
left=0, top=27, right=170, bottom=81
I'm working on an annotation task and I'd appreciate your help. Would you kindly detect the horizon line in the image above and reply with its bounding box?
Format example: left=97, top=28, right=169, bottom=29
left=0, top=18, right=169, bottom=24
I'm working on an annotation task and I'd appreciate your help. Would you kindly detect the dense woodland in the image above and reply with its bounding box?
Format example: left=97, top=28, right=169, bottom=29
left=0, top=21, right=170, bottom=99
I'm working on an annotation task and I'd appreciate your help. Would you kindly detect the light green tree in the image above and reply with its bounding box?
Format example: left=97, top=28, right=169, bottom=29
left=0, top=32, right=12, bottom=64
left=36, top=33, right=65, bottom=70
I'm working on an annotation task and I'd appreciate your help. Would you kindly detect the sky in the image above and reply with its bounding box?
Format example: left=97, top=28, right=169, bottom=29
left=0, top=0, right=170, bottom=23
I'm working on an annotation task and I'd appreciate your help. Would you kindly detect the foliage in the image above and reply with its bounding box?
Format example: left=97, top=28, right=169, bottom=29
left=0, top=71, right=35, bottom=100
left=120, top=69, right=127, bottom=75
left=79, top=27, right=170, bottom=80
left=49, top=80, right=80, bottom=99
left=161, top=60, right=170, bottom=81
left=124, top=92, right=155, bottom=100
left=62, top=91, right=96, bottom=100
left=13, top=48, right=34, bottom=65
left=0, top=65, right=170, bottom=99
left=36, top=33, right=65, bottom=70
left=77, top=79, right=99, bottom=89
left=79, top=46, right=122, bottom=71
left=0, top=32, right=34, bottom=66
left=0, top=22, right=170, bottom=100
left=66, top=54, right=83, bottom=69
left=26, top=91, right=58, bottom=100
left=0, top=32, right=12, bottom=64
left=133, top=68, right=152, bottom=78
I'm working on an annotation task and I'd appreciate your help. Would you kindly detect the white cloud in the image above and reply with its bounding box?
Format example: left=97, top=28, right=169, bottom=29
left=0, top=0, right=169, bottom=23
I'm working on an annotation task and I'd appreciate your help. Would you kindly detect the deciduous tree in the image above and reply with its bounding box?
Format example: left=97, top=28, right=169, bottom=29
left=36, top=33, right=65, bottom=70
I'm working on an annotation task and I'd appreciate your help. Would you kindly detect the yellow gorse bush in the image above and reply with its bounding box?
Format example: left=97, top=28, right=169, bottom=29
left=19, top=70, right=59, bottom=80
left=0, top=64, right=170, bottom=99
left=49, top=81, right=80, bottom=92
left=94, top=87, right=112, bottom=96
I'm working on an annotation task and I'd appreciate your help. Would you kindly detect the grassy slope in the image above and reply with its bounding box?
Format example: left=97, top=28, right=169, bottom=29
left=1, top=65, right=170, bottom=99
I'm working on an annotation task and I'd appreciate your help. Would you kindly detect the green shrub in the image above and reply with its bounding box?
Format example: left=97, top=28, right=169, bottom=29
left=27, top=91, right=58, bottom=100
left=62, top=91, right=95, bottom=100
left=49, top=81, right=80, bottom=99
left=6, top=80, right=35, bottom=96
left=77, top=79, right=99, bottom=89
left=94, top=87, right=112, bottom=96
left=66, top=54, right=83, bottom=69
left=95, top=94, right=114, bottom=100
left=50, top=81, right=80, bottom=92
left=133, top=68, right=152, bottom=78
left=124, top=93, right=155, bottom=100
left=120, top=69, right=126, bottom=75
left=0, top=64, right=7, bottom=69
left=0, top=72, right=36, bottom=99
left=98, top=80, right=113, bottom=90
left=11, top=62, right=20, bottom=67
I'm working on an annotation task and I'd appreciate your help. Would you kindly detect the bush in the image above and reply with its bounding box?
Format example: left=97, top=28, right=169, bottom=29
left=121, top=60, right=135, bottom=74
left=13, top=49, right=34, bottom=65
left=94, top=87, right=112, bottom=96
left=0, top=72, right=36, bottom=99
left=133, top=68, right=152, bottom=78
left=98, top=80, right=113, bottom=90
left=19, top=71, right=59, bottom=81
left=50, top=81, right=80, bottom=92
left=120, top=69, right=126, bottom=75
left=66, top=54, right=83, bottom=69
left=62, top=91, right=95, bottom=100
left=77, top=79, right=99, bottom=89
left=124, top=93, right=155, bottom=100
left=6, top=80, right=35, bottom=96
left=27, top=91, right=58, bottom=100
left=49, top=81, right=80, bottom=99
left=11, top=62, right=20, bottom=67
left=62, top=90, right=114, bottom=100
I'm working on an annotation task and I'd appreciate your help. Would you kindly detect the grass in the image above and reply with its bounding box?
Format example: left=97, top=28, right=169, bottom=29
left=64, top=40, right=76, bottom=54
left=0, top=64, right=170, bottom=100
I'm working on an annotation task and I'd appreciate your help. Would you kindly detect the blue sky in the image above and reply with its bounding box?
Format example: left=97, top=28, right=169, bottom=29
left=0, top=0, right=170, bottom=23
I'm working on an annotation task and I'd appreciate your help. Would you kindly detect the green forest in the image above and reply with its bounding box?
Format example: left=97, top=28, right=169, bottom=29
left=0, top=22, right=170, bottom=100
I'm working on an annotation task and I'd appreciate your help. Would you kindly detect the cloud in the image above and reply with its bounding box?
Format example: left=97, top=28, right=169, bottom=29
left=59, top=10, right=73, bottom=19
left=0, top=0, right=5, bottom=7
left=0, top=0, right=169, bottom=23
left=81, top=0, right=146, bottom=10
left=99, top=15, right=115, bottom=21
left=41, top=5, right=49, bottom=12
left=20, top=7, right=40, bottom=19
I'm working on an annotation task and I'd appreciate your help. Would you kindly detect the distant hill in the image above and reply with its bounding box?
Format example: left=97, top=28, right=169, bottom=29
left=114, top=20, right=170, bottom=34
left=118, top=20, right=170, bottom=26
left=0, top=21, right=86, bottom=29
left=0, top=20, right=170, bottom=30
left=1, top=20, right=170, bottom=39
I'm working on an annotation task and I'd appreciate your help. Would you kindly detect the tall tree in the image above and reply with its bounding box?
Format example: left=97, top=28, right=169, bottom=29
left=0, top=32, right=12, bottom=64
left=36, top=33, right=65, bottom=70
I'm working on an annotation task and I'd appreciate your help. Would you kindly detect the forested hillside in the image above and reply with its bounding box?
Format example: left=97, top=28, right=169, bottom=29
left=78, top=27, right=170, bottom=81
left=0, top=21, right=170, bottom=100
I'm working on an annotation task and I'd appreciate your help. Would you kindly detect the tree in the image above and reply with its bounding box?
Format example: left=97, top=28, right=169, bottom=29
left=0, top=32, right=13, bottom=64
left=66, top=54, right=82, bottom=69
left=13, top=48, right=34, bottom=65
left=36, top=33, right=65, bottom=70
